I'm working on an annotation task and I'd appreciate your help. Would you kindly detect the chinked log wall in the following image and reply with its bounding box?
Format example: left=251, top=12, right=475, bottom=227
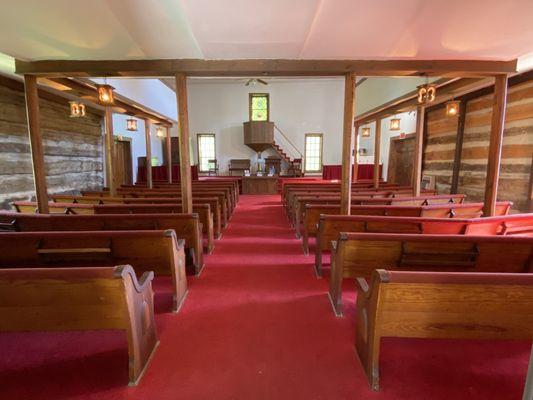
left=423, top=77, right=533, bottom=213
left=0, top=77, right=104, bottom=209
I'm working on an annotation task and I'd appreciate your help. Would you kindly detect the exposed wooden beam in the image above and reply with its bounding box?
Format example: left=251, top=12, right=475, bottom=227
left=166, top=126, right=172, bottom=184
left=450, top=99, right=468, bottom=194
left=373, top=119, right=381, bottom=189
left=144, top=119, right=153, bottom=189
left=412, top=105, right=425, bottom=196
left=483, top=75, right=508, bottom=217
left=355, top=77, right=494, bottom=125
left=15, top=58, right=517, bottom=78
left=341, top=72, right=356, bottom=214
left=23, top=75, right=49, bottom=214
left=103, top=107, right=116, bottom=196
left=175, top=73, right=193, bottom=213
left=353, top=126, right=359, bottom=183
left=46, top=77, right=173, bottom=126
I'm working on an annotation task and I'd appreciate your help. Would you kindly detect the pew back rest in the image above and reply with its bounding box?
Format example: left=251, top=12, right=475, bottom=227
left=368, top=269, right=533, bottom=340
left=337, top=233, right=533, bottom=278
left=0, top=265, right=152, bottom=331
left=0, top=230, right=182, bottom=276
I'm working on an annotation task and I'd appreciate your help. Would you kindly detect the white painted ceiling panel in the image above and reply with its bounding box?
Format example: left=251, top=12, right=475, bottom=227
left=0, top=0, right=532, bottom=62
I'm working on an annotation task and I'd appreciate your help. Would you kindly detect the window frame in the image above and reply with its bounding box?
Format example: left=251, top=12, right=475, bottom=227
left=304, top=133, right=324, bottom=173
left=196, top=133, right=216, bottom=173
left=249, top=93, right=270, bottom=122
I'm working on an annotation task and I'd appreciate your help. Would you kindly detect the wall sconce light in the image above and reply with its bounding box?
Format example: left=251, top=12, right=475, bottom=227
left=126, top=117, right=138, bottom=131
left=96, top=83, right=115, bottom=105
left=390, top=118, right=401, bottom=131
left=69, top=101, right=86, bottom=118
left=417, top=83, right=437, bottom=104
left=361, top=127, right=371, bottom=137
left=446, top=100, right=460, bottom=117
left=156, top=126, right=166, bottom=139
left=358, top=148, right=367, bottom=156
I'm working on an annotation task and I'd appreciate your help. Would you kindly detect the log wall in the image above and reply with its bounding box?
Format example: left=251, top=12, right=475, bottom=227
left=0, top=77, right=104, bottom=209
left=423, top=78, right=533, bottom=213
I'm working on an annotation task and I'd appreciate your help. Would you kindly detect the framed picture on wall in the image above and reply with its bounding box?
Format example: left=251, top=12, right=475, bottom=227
left=421, top=175, right=436, bottom=190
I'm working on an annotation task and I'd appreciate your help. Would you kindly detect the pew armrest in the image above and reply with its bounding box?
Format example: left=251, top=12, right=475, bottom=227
left=356, top=277, right=370, bottom=297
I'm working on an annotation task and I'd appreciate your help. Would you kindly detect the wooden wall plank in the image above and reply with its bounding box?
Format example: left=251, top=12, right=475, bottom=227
left=450, top=99, right=467, bottom=194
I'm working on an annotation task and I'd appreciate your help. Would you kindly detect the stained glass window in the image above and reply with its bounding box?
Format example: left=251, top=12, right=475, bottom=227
left=250, top=93, right=269, bottom=121
left=304, top=134, right=323, bottom=173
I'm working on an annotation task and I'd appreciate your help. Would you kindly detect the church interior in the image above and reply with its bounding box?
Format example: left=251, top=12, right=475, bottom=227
left=0, top=1, right=532, bottom=399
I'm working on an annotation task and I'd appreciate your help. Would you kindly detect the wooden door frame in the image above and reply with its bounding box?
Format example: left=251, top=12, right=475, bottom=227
left=387, top=132, right=415, bottom=185
left=114, top=136, right=133, bottom=185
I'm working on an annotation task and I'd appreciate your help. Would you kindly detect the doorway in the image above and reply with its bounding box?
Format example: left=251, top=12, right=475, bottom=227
left=113, top=138, right=133, bottom=186
left=387, top=133, right=415, bottom=187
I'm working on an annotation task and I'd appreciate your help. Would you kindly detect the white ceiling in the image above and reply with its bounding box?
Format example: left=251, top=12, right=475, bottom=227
left=1, top=0, right=532, bottom=62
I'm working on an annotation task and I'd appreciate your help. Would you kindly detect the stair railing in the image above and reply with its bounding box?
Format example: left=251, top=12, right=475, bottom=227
left=273, top=124, right=303, bottom=161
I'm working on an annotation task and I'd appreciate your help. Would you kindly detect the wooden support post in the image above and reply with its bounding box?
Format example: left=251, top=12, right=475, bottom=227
left=373, top=119, right=381, bottom=189
left=144, top=119, right=152, bottom=189
left=23, top=75, right=49, bottom=214
left=450, top=99, right=467, bottom=194
left=175, top=73, right=193, bottom=213
left=524, top=345, right=533, bottom=400
left=412, top=105, right=425, bottom=197
left=166, top=126, right=172, bottom=183
left=483, top=75, right=508, bottom=217
left=353, top=125, right=359, bottom=183
left=341, top=72, right=356, bottom=214
left=103, top=107, right=116, bottom=196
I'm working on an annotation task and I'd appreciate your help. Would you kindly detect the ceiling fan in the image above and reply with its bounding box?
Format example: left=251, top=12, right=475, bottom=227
left=245, top=78, right=268, bottom=86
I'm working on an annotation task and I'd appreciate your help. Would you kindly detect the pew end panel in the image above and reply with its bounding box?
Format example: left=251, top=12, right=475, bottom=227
left=0, top=265, right=159, bottom=385
left=355, top=269, right=533, bottom=391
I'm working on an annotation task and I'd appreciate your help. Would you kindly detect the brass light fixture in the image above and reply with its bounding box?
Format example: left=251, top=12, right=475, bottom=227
left=361, top=127, right=371, bottom=137
left=69, top=101, right=86, bottom=118
left=446, top=100, right=460, bottom=117
left=156, top=126, right=166, bottom=139
left=417, top=80, right=437, bottom=105
left=126, top=117, right=138, bottom=131
left=96, top=83, right=115, bottom=105
left=390, top=117, right=401, bottom=131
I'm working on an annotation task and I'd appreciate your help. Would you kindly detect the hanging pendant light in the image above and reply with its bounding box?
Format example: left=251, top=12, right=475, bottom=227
left=361, top=127, right=371, bottom=137
left=96, top=78, right=115, bottom=105
left=156, top=126, right=166, bottom=139
left=69, top=101, right=86, bottom=118
left=126, top=117, right=138, bottom=131
left=446, top=100, right=460, bottom=117
left=390, top=117, right=401, bottom=131
left=417, top=76, right=437, bottom=105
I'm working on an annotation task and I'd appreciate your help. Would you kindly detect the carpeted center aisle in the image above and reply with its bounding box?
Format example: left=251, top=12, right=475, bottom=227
left=0, top=195, right=529, bottom=399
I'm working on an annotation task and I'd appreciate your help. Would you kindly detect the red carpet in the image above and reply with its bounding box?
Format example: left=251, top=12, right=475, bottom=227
left=0, top=195, right=530, bottom=399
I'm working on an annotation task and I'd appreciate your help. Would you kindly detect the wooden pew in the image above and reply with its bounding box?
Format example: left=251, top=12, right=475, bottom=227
left=329, top=233, right=533, bottom=317
left=0, top=230, right=188, bottom=311
left=355, top=269, right=533, bottom=391
left=292, top=194, right=466, bottom=238
left=50, top=194, right=227, bottom=229
left=92, top=204, right=216, bottom=252
left=0, top=265, right=158, bottom=385
left=308, top=201, right=513, bottom=258
left=14, top=201, right=94, bottom=214
left=0, top=212, right=204, bottom=276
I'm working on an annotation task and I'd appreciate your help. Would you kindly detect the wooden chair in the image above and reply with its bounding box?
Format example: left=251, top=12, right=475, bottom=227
left=0, top=230, right=188, bottom=312
left=355, top=269, right=533, bottom=391
left=207, top=159, right=219, bottom=176
left=328, top=233, right=533, bottom=317
left=0, top=265, right=158, bottom=385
